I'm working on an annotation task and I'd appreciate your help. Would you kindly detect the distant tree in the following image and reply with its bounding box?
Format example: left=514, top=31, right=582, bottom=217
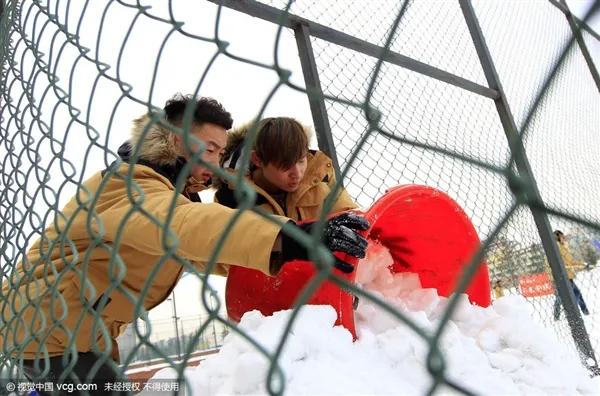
left=486, top=236, right=520, bottom=287
left=142, top=346, right=152, bottom=361
left=581, top=242, right=600, bottom=268
left=220, top=327, right=230, bottom=343
left=134, top=346, right=146, bottom=362
left=182, top=331, right=189, bottom=347
left=529, top=243, right=546, bottom=274
left=167, top=338, right=179, bottom=356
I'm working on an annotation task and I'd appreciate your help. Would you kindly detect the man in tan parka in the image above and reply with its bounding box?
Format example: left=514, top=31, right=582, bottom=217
left=214, top=117, right=358, bottom=222
left=1, top=96, right=370, bottom=394
left=547, top=230, right=589, bottom=320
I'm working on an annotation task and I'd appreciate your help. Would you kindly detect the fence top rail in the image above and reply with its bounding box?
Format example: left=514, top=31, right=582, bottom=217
left=206, top=0, right=500, bottom=99
left=548, top=0, right=600, bottom=41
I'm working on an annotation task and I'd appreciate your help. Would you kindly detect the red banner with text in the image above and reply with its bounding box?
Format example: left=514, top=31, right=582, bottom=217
left=519, top=273, right=555, bottom=297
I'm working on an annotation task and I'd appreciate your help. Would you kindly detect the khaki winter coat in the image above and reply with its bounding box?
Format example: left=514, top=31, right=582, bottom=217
left=213, top=122, right=358, bottom=221
left=1, top=114, right=287, bottom=363
left=545, top=242, right=585, bottom=280
left=493, top=283, right=504, bottom=299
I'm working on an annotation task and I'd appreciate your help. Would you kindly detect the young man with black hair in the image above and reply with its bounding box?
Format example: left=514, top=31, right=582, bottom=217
left=1, top=95, right=370, bottom=395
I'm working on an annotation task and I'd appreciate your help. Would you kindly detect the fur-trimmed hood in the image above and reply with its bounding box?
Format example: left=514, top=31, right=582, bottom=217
left=213, top=119, right=314, bottom=190
left=130, top=113, right=182, bottom=167
left=103, top=113, right=207, bottom=199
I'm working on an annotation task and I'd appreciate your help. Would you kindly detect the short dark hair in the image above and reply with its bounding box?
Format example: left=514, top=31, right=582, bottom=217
left=163, top=93, right=233, bottom=130
left=253, top=117, right=309, bottom=170
left=554, top=230, right=564, bottom=239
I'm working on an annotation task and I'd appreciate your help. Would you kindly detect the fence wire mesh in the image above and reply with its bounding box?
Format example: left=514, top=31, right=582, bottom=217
left=0, top=0, right=599, bottom=395
left=582, top=30, right=600, bottom=70
left=473, top=0, right=600, bottom=356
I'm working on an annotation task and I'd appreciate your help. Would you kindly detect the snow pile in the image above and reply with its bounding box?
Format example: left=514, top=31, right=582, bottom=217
left=143, top=243, right=599, bottom=395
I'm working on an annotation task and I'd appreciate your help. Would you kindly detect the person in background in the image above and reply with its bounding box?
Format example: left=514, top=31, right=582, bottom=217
left=213, top=116, right=358, bottom=222
left=549, top=230, right=589, bottom=321
left=493, top=279, right=505, bottom=299
left=1, top=95, right=370, bottom=395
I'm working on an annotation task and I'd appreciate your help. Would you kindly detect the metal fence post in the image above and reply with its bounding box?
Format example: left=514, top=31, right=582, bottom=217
left=210, top=291, right=218, bottom=348
left=293, top=23, right=343, bottom=184
left=557, top=0, right=600, bottom=92
left=459, top=0, right=600, bottom=374
left=170, top=293, right=182, bottom=358
left=207, top=0, right=499, bottom=99
left=549, top=0, right=600, bottom=40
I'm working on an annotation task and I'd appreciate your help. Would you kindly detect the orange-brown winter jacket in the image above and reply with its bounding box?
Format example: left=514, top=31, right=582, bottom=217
left=213, top=121, right=358, bottom=221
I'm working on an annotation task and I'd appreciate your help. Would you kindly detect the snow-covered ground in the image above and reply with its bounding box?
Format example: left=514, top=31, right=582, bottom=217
left=143, top=244, right=600, bottom=395
left=503, top=266, right=600, bottom=364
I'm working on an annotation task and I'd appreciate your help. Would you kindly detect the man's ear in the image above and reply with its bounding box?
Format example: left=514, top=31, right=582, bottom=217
left=171, top=132, right=181, bottom=152
left=250, top=150, right=262, bottom=168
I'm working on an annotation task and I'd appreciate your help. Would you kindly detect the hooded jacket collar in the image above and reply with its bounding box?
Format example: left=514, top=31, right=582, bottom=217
left=213, top=119, right=315, bottom=189
left=213, top=119, right=335, bottom=216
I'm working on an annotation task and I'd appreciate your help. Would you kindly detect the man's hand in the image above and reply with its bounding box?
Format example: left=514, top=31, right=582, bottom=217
left=280, top=212, right=371, bottom=274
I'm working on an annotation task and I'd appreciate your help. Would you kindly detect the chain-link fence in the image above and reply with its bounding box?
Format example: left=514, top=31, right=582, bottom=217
left=249, top=0, right=600, bottom=367
left=1, top=0, right=599, bottom=395
left=117, top=314, right=226, bottom=364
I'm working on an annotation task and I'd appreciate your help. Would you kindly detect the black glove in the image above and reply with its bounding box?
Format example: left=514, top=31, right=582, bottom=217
left=280, top=212, right=371, bottom=274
